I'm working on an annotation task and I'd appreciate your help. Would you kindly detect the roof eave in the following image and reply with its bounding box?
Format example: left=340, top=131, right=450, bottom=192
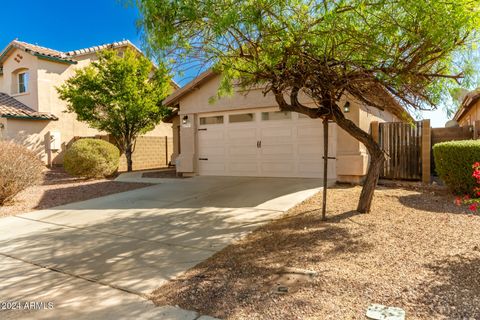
left=1, top=114, right=58, bottom=121
left=0, top=44, right=14, bottom=65
left=453, top=93, right=480, bottom=122
left=164, top=69, right=217, bottom=106
left=34, top=53, right=77, bottom=65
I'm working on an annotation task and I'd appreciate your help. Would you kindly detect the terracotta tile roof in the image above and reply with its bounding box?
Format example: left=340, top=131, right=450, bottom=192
left=63, top=40, right=179, bottom=89
left=0, top=40, right=140, bottom=66
left=13, top=40, right=65, bottom=58
left=0, top=40, right=77, bottom=65
left=0, top=93, right=58, bottom=120
left=65, top=40, right=141, bottom=57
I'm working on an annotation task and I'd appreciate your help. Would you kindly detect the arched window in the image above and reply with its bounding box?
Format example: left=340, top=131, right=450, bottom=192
left=11, top=68, right=29, bottom=94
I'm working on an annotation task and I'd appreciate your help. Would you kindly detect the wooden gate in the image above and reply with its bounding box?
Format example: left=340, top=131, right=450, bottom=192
left=379, top=121, right=423, bottom=180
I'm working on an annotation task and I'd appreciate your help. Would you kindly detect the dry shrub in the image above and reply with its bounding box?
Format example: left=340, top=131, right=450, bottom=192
left=0, top=141, right=44, bottom=205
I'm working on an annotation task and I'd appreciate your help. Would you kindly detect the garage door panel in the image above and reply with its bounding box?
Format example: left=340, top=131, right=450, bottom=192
left=297, top=144, right=324, bottom=156
left=198, top=146, right=225, bottom=157
left=260, top=127, right=293, bottom=138
left=197, top=110, right=337, bottom=179
left=228, top=128, right=256, bottom=139
left=260, top=145, right=294, bottom=156
left=199, top=128, right=224, bottom=138
left=297, top=126, right=322, bottom=138
left=199, top=154, right=225, bottom=164
left=198, top=137, right=224, bottom=147
left=228, top=146, right=257, bottom=156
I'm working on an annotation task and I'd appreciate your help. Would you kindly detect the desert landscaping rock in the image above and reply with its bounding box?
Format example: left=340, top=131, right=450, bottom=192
left=366, top=304, right=406, bottom=320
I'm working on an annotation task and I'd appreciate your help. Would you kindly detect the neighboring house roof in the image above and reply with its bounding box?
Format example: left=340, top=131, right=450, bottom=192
left=164, top=69, right=411, bottom=121
left=0, top=39, right=179, bottom=89
left=164, top=69, right=216, bottom=106
left=64, top=40, right=142, bottom=57
left=0, top=40, right=78, bottom=65
left=0, top=93, right=58, bottom=121
left=453, top=88, right=480, bottom=122
left=0, top=40, right=142, bottom=66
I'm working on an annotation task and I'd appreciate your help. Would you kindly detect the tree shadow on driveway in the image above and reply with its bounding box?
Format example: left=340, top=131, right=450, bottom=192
left=150, top=208, right=372, bottom=319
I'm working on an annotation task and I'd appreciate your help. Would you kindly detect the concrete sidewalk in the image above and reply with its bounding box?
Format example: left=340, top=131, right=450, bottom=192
left=0, top=176, right=328, bottom=319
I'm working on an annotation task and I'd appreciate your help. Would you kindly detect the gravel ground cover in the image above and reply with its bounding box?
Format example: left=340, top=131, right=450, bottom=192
left=150, top=185, right=480, bottom=319
left=0, top=168, right=153, bottom=217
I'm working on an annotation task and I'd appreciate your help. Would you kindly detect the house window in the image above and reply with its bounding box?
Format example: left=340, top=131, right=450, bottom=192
left=200, top=115, right=224, bottom=125
left=229, top=113, right=255, bottom=123
left=261, top=111, right=291, bottom=121
left=18, top=72, right=29, bottom=93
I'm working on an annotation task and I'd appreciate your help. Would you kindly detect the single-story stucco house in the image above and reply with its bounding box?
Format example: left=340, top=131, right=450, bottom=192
left=164, top=70, right=409, bottom=183
left=453, top=88, right=480, bottom=126
left=0, top=40, right=176, bottom=169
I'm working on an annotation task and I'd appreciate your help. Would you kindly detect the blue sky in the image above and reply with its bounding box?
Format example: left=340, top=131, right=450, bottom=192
left=0, top=1, right=142, bottom=56
left=0, top=0, right=451, bottom=127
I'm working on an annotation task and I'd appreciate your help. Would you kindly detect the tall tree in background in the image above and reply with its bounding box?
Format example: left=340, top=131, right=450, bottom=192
left=58, top=48, right=172, bottom=172
left=137, top=0, right=480, bottom=212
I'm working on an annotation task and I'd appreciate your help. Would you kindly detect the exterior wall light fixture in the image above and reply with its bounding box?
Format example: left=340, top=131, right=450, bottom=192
left=343, top=101, right=350, bottom=113
left=181, top=115, right=192, bottom=128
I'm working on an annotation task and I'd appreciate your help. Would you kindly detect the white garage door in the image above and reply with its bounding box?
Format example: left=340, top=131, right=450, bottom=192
left=197, top=109, right=337, bottom=178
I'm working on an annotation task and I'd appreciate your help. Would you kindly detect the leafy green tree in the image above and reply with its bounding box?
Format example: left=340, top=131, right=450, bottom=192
left=136, top=0, right=480, bottom=212
left=58, top=48, right=172, bottom=172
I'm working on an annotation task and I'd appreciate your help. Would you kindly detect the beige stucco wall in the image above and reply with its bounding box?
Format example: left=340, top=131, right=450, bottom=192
left=0, top=118, right=50, bottom=162
left=1, top=47, right=173, bottom=165
left=171, top=116, right=181, bottom=162
left=173, top=74, right=402, bottom=182
left=335, top=101, right=399, bottom=183
left=0, top=48, right=39, bottom=110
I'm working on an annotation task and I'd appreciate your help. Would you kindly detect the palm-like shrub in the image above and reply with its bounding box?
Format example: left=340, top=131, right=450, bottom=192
left=64, top=139, right=120, bottom=179
left=0, top=141, right=44, bottom=205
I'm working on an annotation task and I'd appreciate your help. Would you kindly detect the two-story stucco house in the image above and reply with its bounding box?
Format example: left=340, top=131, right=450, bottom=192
left=0, top=40, right=175, bottom=168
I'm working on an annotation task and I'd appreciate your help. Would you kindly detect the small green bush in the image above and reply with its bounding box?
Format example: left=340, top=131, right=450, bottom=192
left=64, top=139, right=120, bottom=178
left=0, top=141, right=44, bottom=205
left=433, top=140, right=480, bottom=195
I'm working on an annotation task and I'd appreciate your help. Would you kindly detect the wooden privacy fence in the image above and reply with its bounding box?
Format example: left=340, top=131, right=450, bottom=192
left=378, top=121, right=423, bottom=180
left=372, top=119, right=480, bottom=184
left=372, top=119, right=431, bottom=184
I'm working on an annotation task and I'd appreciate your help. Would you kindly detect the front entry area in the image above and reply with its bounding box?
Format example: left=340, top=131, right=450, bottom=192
left=197, top=108, right=337, bottom=178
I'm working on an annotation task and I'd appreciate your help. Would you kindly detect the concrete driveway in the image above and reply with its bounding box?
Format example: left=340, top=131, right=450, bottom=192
left=0, top=176, right=324, bottom=319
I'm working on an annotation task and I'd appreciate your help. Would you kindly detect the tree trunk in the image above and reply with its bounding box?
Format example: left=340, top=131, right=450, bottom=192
left=125, top=142, right=133, bottom=172
left=330, top=103, right=384, bottom=213
left=272, top=90, right=384, bottom=213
